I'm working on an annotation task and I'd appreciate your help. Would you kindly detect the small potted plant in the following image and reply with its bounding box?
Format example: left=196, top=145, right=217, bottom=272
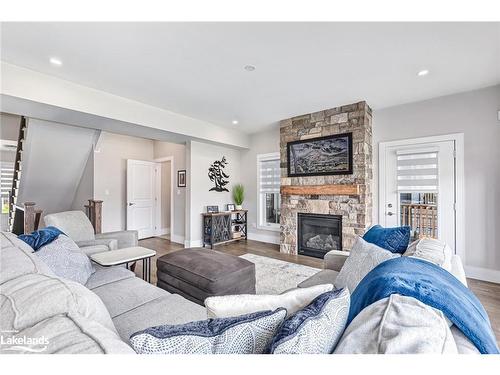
left=233, top=184, right=245, bottom=210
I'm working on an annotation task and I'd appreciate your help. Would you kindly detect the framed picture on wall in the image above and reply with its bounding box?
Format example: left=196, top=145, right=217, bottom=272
left=287, top=132, right=353, bottom=177
left=177, top=170, right=186, bottom=187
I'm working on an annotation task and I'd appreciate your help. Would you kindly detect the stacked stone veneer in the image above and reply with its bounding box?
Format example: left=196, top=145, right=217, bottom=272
left=280, top=101, right=373, bottom=254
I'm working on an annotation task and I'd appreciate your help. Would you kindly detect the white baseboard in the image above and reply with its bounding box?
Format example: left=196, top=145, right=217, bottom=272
left=170, top=234, right=184, bottom=245
left=247, top=232, right=280, bottom=245
left=184, top=239, right=203, bottom=248
left=465, top=266, right=500, bottom=284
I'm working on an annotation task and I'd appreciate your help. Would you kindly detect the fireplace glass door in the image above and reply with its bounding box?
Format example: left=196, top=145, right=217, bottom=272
left=297, top=213, right=342, bottom=259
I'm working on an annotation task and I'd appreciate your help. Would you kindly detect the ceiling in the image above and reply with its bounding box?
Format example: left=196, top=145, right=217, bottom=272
left=1, top=22, right=499, bottom=134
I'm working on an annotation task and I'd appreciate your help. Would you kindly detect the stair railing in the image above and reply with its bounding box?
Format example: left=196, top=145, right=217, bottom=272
left=85, top=199, right=103, bottom=234
left=9, top=116, right=27, bottom=230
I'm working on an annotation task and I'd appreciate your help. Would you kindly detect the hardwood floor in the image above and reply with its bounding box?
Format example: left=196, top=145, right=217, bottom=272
left=138, top=237, right=500, bottom=346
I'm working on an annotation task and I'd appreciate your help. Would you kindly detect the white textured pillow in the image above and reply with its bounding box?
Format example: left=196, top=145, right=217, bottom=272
left=335, top=237, right=400, bottom=293
left=205, top=284, right=333, bottom=318
left=334, top=294, right=458, bottom=354
left=35, top=235, right=95, bottom=285
left=403, top=238, right=453, bottom=271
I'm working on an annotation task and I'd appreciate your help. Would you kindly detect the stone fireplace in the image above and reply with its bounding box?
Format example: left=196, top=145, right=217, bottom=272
left=279, top=101, right=373, bottom=255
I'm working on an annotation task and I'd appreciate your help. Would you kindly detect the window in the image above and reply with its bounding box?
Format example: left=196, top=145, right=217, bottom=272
left=397, top=149, right=439, bottom=240
left=257, top=153, right=281, bottom=231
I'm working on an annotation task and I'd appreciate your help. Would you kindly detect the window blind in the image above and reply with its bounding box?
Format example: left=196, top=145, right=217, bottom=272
left=396, top=149, right=438, bottom=192
left=0, top=162, right=14, bottom=198
left=259, top=158, right=280, bottom=193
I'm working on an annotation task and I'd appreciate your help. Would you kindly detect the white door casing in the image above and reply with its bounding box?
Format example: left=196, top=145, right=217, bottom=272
left=378, top=134, right=465, bottom=258
left=126, top=159, right=159, bottom=239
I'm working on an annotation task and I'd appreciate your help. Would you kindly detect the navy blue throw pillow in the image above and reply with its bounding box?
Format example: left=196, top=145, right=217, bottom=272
left=362, top=225, right=410, bottom=254
left=266, top=289, right=350, bottom=354
left=18, top=226, right=65, bottom=251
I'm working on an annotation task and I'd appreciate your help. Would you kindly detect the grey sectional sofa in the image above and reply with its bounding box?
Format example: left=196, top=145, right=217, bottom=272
left=0, top=231, right=206, bottom=353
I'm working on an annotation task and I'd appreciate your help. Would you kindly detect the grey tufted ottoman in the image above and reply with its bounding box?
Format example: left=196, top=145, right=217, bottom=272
left=156, top=248, right=256, bottom=306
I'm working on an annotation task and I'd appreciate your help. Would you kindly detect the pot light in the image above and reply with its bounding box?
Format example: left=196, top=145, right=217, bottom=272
left=232, top=120, right=239, bottom=125
left=417, top=69, right=429, bottom=77
left=49, top=57, right=63, bottom=66
left=244, top=65, right=256, bottom=72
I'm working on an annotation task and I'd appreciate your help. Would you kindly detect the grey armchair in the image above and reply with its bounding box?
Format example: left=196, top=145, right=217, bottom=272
left=43, top=210, right=138, bottom=255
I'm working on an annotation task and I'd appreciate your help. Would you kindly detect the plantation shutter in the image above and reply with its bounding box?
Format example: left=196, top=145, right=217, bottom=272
left=396, top=148, right=438, bottom=193
left=259, top=158, right=280, bottom=194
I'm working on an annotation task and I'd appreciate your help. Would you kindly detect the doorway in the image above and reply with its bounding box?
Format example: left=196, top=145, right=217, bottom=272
left=126, top=157, right=174, bottom=240
left=378, top=134, right=464, bottom=256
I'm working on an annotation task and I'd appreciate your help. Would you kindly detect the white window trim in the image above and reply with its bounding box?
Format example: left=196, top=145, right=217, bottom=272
left=257, top=152, right=280, bottom=232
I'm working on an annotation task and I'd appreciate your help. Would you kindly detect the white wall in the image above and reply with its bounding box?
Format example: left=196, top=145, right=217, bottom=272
left=94, top=132, right=154, bottom=232
left=186, top=140, right=241, bottom=247
left=153, top=141, right=187, bottom=243
left=240, top=126, right=281, bottom=244
left=18, top=118, right=98, bottom=217
left=71, top=147, right=95, bottom=211
left=373, top=85, right=500, bottom=281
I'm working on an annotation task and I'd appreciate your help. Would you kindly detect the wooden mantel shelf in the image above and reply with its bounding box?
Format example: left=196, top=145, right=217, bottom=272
left=280, top=184, right=359, bottom=196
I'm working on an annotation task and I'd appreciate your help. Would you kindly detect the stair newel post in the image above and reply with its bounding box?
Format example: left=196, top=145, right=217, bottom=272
left=91, top=200, right=103, bottom=234
left=23, top=202, right=36, bottom=234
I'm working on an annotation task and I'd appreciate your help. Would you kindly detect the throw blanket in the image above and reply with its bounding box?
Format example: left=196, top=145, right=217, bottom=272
left=348, top=257, right=499, bottom=354
left=18, top=226, right=65, bottom=251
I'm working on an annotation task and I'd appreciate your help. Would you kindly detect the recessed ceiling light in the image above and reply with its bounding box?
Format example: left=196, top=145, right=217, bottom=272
left=232, top=120, right=239, bottom=125
left=244, top=65, right=256, bottom=72
left=417, top=69, right=429, bottom=77
left=49, top=57, right=62, bottom=66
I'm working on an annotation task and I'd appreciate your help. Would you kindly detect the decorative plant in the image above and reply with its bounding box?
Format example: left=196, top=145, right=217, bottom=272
left=233, top=184, right=245, bottom=207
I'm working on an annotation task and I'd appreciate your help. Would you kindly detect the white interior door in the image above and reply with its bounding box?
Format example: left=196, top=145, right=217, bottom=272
left=127, top=159, right=158, bottom=239
left=380, top=139, right=456, bottom=252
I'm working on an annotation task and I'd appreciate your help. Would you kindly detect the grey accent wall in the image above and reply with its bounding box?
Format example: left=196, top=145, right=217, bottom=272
left=93, top=132, right=154, bottom=232
left=240, top=126, right=281, bottom=244
left=373, top=85, right=500, bottom=273
left=153, top=141, right=187, bottom=243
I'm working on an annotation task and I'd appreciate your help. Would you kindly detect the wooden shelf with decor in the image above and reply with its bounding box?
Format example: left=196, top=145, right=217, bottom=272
left=202, top=210, right=248, bottom=249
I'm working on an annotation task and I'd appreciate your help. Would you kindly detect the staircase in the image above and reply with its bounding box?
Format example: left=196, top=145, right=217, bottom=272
left=8, top=116, right=27, bottom=231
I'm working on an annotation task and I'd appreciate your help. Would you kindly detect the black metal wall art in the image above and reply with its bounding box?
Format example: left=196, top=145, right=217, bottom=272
left=208, top=156, right=230, bottom=192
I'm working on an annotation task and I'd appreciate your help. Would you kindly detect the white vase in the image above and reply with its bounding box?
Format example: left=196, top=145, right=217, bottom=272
left=236, top=204, right=243, bottom=210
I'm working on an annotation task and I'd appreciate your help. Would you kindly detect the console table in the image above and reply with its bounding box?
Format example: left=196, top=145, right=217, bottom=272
left=202, top=210, right=248, bottom=249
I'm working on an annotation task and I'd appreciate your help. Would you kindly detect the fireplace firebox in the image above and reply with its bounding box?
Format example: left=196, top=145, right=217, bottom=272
left=297, top=213, right=342, bottom=259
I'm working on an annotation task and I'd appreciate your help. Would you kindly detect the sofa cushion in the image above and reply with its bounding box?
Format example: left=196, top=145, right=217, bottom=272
left=156, top=248, right=255, bottom=293
left=268, top=288, right=350, bottom=354
left=334, top=294, right=457, bottom=354
left=0, top=273, right=116, bottom=334
left=0, top=232, right=55, bottom=284
left=0, top=313, right=134, bottom=354
left=297, top=269, right=339, bottom=289
left=112, top=294, right=207, bottom=341
left=35, top=235, right=95, bottom=285
left=404, top=238, right=453, bottom=271
left=91, top=276, right=167, bottom=318
left=43, top=210, right=95, bottom=242
left=363, top=224, right=411, bottom=254
left=85, top=264, right=135, bottom=290
left=205, top=284, right=334, bottom=319
left=130, top=308, right=287, bottom=354
left=335, top=237, right=400, bottom=293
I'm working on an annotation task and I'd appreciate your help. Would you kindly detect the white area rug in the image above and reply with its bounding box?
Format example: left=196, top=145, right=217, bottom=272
left=239, top=253, right=320, bottom=294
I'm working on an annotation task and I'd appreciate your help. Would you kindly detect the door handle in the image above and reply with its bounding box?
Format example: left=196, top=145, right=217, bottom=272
left=387, top=211, right=394, bottom=216
left=128, top=202, right=135, bottom=206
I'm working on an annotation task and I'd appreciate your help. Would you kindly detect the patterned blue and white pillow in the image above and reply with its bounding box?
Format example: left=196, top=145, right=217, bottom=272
left=267, top=289, right=350, bottom=354
left=130, top=308, right=287, bottom=354
left=35, top=235, right=95, bottom=285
